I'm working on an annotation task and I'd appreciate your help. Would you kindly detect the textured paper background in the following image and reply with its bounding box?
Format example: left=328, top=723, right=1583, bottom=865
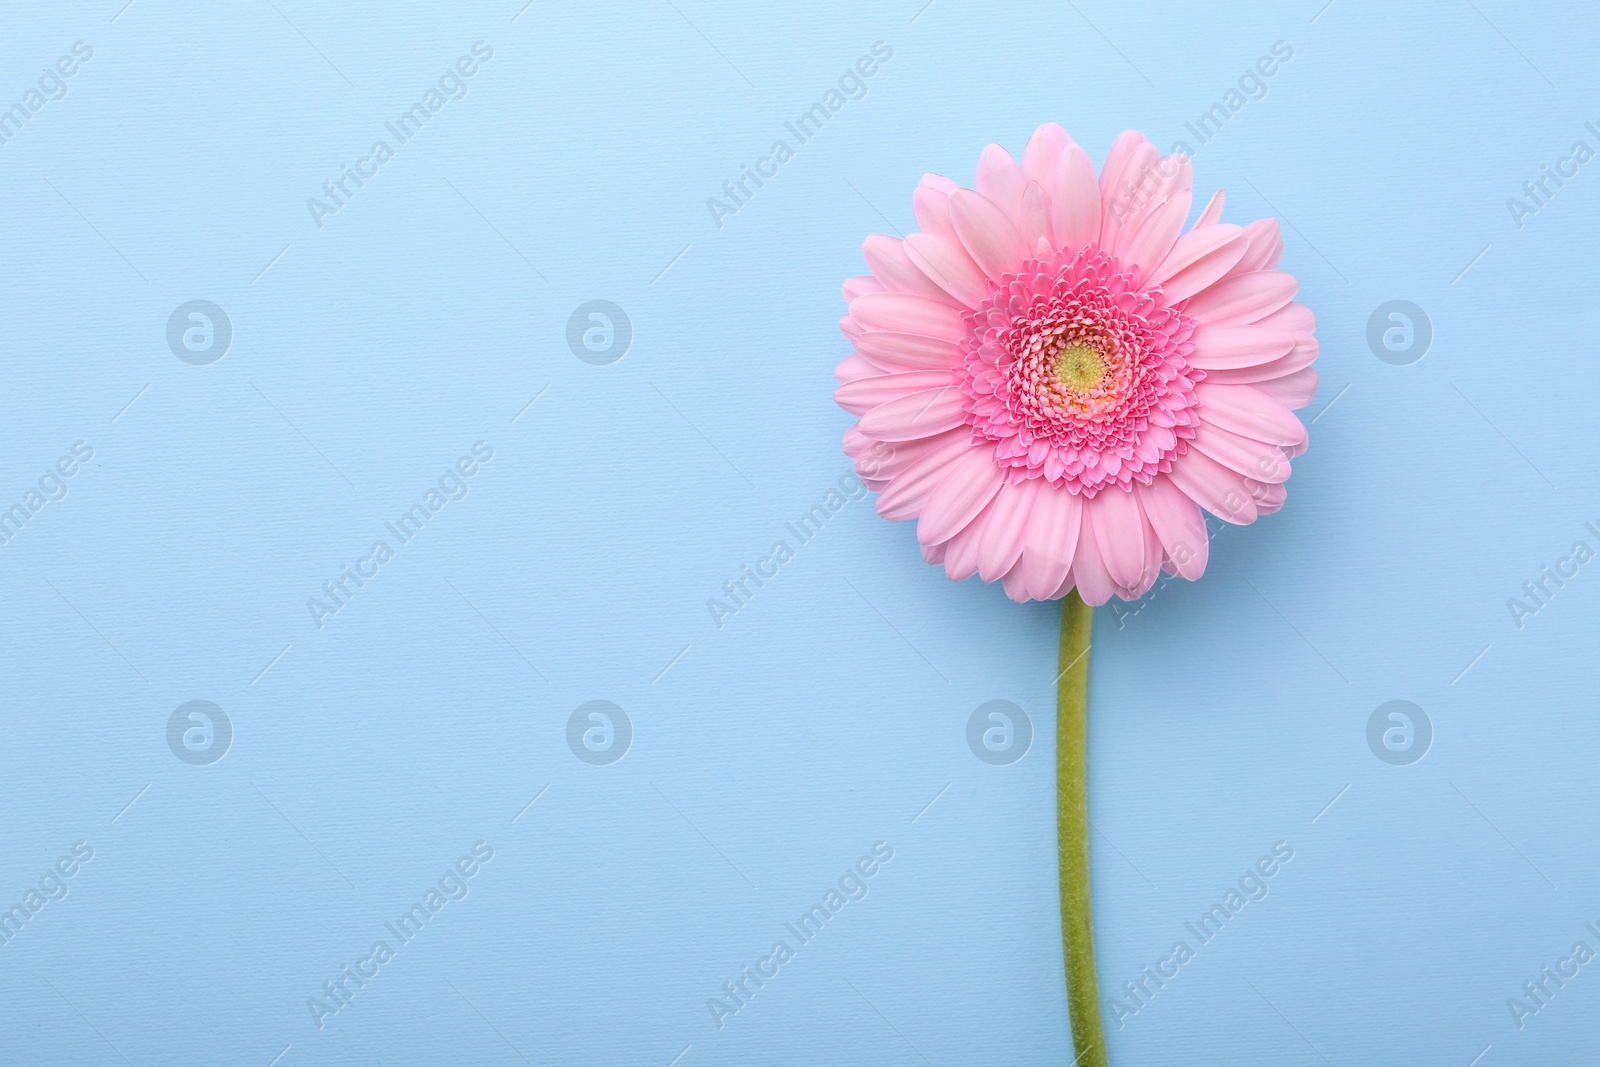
left=1, top=2, right=1594, bottom=1064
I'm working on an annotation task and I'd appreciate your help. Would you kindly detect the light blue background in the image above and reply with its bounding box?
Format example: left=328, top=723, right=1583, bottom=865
left=1, top=1, right=1595, bottom=1064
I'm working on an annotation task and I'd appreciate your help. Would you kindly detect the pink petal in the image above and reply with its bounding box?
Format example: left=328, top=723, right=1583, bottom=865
left=853, top=427, right=962, bottom=481
left=949, top=188, right=1029, bottom=282
left=1097, top=131, right=1161, bottom=254
left=1138, top=477, right=1208, bottom=580
left=1069, top=510, right=1116, bottom=605
left=1189, top=423, right=1291, bottom=483
left=1193, top=188, right=1226, bottom=229
left=1197, top=341, right=1319, bottom=384
left=1051, top=144, right=1102, bottom=253
left=1001, top=557, right=1035, bottom=602
left=903, top=231, right=990, bottom=308
left=862, top=234, right=963, bottom=306
left=1117, top=155, right=1192, bottom=270
left=1253, top=481, right=1288, bottom=515
left=912, top=177, right=957, bottom=239
left=1019, top=181, right=1052, bottom=254
left=1232, top=218, right=1283, bottom=274
left=975, top=144, right=1026, bottom=229
left=1118, top=520, right=1165, bottom=599
left=842, top=424, right=871, bottom=457
left=857, top=386, right=966, bottom=441
left=1248, top=367, right=1319, bottom=410
left=834, top=352, right=877, bottom=385
left=1122, top=188, right=1193, bottom=275
left=844, top=427, right=893, bottom=491
left=1019, top=485, right=1083, bottom=600
left=1187, top=324, right=1299, bottom=369
left=941, top=497, right=994, bottom=581
left=1255, top=300, right=1316, bottom=338
left=976, top=478, right=1041, bottom=582
left=1194, top=382, right=1308, bottom=447
left=1183, top=270, right=1298, bottom=325
left=1048, top=567, right=1081, bottom=601
left=842, top=275, right=882, bottom=302
left=850, top=291, right=966, bottom=338
left=1167, top=450, right=1259, bottom=525
left=834, top=368, right=954, bottom=415
left=917, top=446, right=1005, bottom=545
left=1087, top=489, right=1150, bottom=590
left=873, top=431, right=975, bottom=520
left=1149, top=224, right=1248, bottom=303
left=1022, top=123, right=1073, bottom=186
left=853, top=331, right=964, bottom=371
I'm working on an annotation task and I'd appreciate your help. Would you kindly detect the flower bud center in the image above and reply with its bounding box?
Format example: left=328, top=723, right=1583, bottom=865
left=1053, top=342, right=1105, bottom=392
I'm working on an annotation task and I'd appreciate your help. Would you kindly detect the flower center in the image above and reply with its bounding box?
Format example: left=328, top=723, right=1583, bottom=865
left=955, top=245, right=1202, bottom=496
left=1053, top=342, right=1105, bottom=392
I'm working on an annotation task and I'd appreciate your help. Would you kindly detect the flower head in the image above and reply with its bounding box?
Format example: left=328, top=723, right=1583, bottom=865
left=835, top=126, right=1318, bottom=604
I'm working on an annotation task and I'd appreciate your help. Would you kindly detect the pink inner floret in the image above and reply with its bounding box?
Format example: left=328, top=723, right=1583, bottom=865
left=955, top=246, right=1201, bottom=497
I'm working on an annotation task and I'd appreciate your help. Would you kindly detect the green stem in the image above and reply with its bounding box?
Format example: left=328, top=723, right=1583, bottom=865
left=1057, top=590, right=1106, bottom=1067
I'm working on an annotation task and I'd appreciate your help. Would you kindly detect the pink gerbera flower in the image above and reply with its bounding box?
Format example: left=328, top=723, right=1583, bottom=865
left=834, top=126, right=1318, bottom=605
